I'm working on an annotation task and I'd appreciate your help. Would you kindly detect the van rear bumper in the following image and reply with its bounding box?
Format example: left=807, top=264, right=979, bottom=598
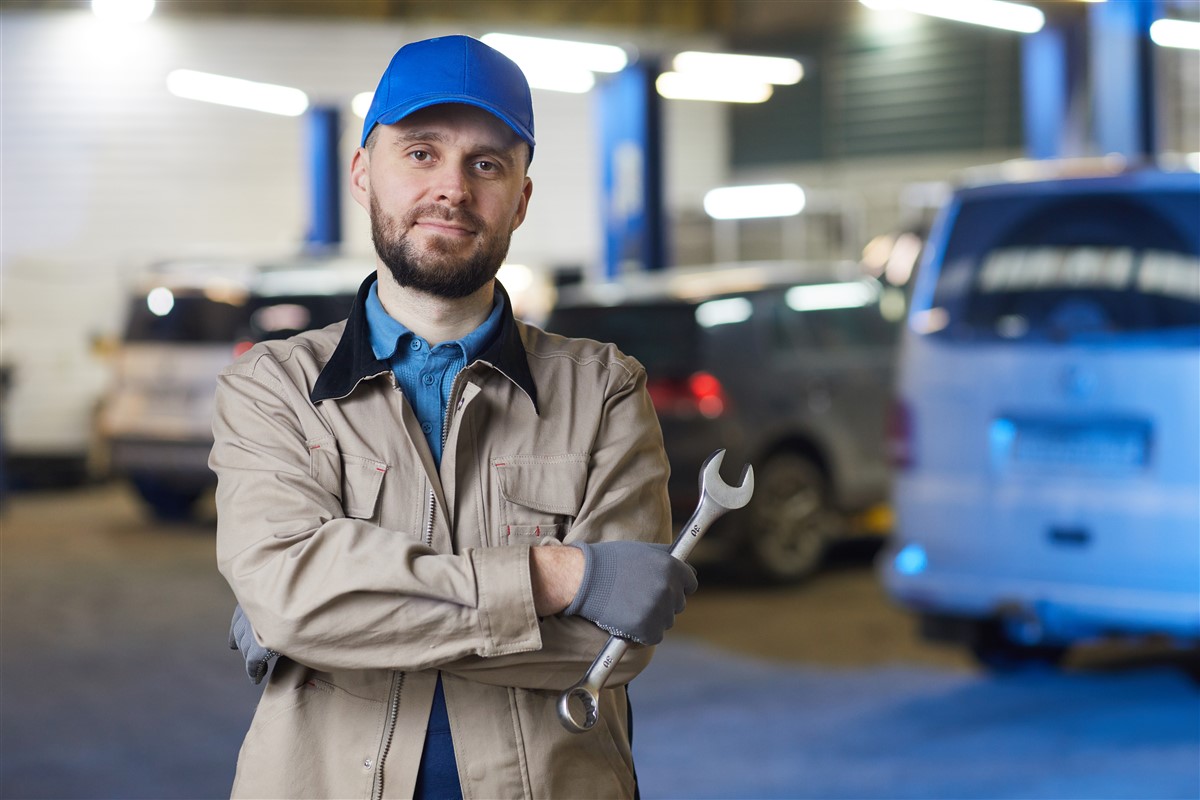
left=879, top=548, right=1200, bottom=642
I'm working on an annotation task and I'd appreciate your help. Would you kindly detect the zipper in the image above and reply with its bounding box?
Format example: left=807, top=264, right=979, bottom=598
left=371, top=671, right=404, bottom=800
left=373, top=373, right=468, bottom=797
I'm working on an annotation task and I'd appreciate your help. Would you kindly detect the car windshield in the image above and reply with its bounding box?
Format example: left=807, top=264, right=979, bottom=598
left=124, top=291, right=355, bottom=343
left=925, top=188, right=1200, bottom=343
left=546, top=302, right=700, bottom=378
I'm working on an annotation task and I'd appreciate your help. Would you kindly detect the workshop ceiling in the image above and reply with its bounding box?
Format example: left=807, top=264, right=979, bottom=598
left=6, top=1, right=1112, bottom=47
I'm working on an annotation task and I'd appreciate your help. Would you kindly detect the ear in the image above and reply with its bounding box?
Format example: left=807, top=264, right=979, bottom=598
left=510, top=176, right=533, bottom=233
left=349, top=147, right=371, bottom=211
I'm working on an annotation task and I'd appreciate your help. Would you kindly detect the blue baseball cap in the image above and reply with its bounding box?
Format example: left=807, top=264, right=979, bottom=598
left=361, top=35, right=535, bottom=159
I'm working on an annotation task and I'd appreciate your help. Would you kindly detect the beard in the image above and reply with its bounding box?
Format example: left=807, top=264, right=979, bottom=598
left=369, top=192, right=513, bottom=300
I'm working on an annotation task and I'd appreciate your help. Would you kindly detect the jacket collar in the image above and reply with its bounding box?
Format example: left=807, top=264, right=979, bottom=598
left=310, top=273, right=539, bottom=413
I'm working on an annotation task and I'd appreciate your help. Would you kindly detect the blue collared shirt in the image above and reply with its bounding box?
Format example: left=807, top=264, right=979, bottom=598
left=364, top=278, right=505, bottom=800
left=365, top=279, right=505, bottom=465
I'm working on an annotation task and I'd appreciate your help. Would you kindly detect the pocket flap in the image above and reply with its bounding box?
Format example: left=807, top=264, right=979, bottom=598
left=493, top=453, right=588, bottom=516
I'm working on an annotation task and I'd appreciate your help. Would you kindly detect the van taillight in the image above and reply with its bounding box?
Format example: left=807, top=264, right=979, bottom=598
left=647, top=372, right=727, bottom=419
left=232, top=340, right=255, bottom=359
left=887, top=398, right=914, bottom=470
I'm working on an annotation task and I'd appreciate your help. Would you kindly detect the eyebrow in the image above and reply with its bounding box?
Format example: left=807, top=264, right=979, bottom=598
left=392, top=129, right=520, bottom=166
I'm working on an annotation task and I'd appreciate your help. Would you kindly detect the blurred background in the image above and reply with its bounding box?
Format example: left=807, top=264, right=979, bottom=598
left=1, top=1, right=1198, bottom=798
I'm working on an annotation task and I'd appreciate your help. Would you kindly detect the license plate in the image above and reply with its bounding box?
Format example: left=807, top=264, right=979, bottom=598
left=991, top=418, right=1151, bottom=470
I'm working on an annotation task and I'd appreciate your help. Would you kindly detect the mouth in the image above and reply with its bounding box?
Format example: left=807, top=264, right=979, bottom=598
left=414, top=219, right=475, bottom=238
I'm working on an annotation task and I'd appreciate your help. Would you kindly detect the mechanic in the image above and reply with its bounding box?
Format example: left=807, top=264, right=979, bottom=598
left=214, top=34, right=696, bottom=799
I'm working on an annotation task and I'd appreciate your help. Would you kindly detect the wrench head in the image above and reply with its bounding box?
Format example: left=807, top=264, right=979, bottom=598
left=699, top=449, right=754, bottom=510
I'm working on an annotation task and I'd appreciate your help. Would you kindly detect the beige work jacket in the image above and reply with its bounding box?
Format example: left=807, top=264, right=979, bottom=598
left=212, top=278, right=671, bottom=800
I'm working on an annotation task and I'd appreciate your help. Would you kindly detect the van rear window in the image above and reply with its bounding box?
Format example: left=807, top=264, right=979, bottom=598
left=924, top=190, right=1199, bottom=343
left=546, top=303, right=700, bottom=378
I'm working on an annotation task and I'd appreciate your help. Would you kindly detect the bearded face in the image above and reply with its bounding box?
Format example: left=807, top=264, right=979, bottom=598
left=369, top=191, right=515, bottom=300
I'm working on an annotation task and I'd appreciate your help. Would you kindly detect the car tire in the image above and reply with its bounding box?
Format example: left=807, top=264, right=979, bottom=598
left=742, top=451, right=836, bottom=583
left=967, top=620, right=1068, bottom=672
left=130, top=475, right=203, bottom=521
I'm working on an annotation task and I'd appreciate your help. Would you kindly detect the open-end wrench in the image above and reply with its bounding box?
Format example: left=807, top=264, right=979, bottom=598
left=557, top=449, right=754, bottom=733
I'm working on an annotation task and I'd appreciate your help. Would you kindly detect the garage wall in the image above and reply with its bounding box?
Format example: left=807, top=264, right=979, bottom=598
left=0, top=10, right=727, bottom=456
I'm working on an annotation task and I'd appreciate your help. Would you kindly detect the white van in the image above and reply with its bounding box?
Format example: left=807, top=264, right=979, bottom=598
left=98, top=254, right=373, bottom=519
left=879, top=166, right=1200, bottom=668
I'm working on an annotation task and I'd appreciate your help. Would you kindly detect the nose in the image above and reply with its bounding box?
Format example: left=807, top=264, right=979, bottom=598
left=433, top=165, right=470, bottom=206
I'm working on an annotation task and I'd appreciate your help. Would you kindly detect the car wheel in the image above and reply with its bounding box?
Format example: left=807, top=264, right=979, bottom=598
left=967, top=620, right=1068, bottom=672
left=742, top=452, right=836, bottom=583
left=130, top=475, right=203, bottom=522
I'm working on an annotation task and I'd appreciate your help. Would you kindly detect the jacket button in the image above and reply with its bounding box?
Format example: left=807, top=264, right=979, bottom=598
left=364, top=758, right=373, bottom=769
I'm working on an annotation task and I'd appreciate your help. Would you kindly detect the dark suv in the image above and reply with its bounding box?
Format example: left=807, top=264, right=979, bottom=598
left=547, top=262, right=902, bottom=581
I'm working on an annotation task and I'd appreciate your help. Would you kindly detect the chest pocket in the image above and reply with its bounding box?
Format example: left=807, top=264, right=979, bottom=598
left=492, top=453, right=588, bottom=545
left=308, top=436, right=388, bottom=520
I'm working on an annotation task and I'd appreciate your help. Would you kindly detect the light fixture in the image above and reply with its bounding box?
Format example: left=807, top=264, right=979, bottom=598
left=656, top=72, right=773, bottom=103
left=1150, top=18, right=1200, bottom=50
left=91, top=0, right=155, bottom=23
left=481, top=33, right=624, bottom=94
left=481, top=33, right=629, bottom=73
left=859, top=0, right=1045, bottom=34
left=703, top=183, right=806, bottom=220
left=672, top=51, right=803, bottom=86
left=167, top=69, right=309, bottom=117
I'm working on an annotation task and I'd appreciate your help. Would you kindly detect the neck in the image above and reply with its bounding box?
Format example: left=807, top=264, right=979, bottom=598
left=374, top=271, right=495, bottom=345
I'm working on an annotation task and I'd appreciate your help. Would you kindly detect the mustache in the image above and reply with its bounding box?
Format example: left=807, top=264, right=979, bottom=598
left=405, top=204, right=486, bottom=232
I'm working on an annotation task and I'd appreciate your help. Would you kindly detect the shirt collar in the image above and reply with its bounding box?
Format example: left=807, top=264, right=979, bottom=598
left=364, top=279, right=506, bottom=365
left=311, top=274, right=538, bottom=412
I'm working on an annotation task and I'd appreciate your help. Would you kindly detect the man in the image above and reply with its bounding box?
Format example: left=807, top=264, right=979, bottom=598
left=213, top=35, right=696, bottom=799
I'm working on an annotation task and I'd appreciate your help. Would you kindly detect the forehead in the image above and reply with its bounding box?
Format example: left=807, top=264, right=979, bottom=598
left=385, top=103, right=523, bottom=151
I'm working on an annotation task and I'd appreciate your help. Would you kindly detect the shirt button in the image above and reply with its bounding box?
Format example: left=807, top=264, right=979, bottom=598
left=422, top=374, right=435, bottom=386
left=421, top=421, right=433, bottom=435
left=409, top=339, right=422, bottom=351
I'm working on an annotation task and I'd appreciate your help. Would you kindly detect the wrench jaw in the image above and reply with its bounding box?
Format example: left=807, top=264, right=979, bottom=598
left=558, top=685, right=600, bottom=734
left=700, top=449, right=755, bottom=511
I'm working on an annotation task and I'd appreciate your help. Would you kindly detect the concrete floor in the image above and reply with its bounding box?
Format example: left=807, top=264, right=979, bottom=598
left=2, top=484, right=1197, bottom=799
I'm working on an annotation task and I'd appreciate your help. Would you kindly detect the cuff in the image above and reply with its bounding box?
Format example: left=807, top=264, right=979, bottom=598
left=472, top=543, right=543, bottom=657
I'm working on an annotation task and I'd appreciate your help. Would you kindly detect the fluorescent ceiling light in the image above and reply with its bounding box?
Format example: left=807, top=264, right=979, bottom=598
left=704, top=183, right=806, bottom=220
left=517, top=65, right=596, bottom=94
left=92, top=0, right=155, bottom=23
left=672, top=51, right=803, bottom=85
left=1150, top=18, right=1200, bottom=49
left=786, top=281, right=877, bottom=312
left=656, top=72, right=773, bottom=103
left=481, top=33, right=628, bottom=73
left=167, top=69, right=309, bottom=116
left=859, top=0, right=1045, bottom=34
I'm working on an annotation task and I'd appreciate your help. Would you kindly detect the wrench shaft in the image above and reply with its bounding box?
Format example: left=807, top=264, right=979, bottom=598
left=557, top=449, right=754, bottom=734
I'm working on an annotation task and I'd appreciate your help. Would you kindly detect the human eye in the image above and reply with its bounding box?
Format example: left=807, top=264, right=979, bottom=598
left=473, top=159, right=498, bottom=173
left=408, top=149, right=432, bottom=163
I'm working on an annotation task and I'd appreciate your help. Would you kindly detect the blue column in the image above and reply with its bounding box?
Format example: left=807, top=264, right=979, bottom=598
left=1090, top=0, right=1160, bottom=160
left=1022, top=23, right=1069, bottom=159
left=595, top=60, right=667, bottom=279
left=305, top=105, right=342, bottom=249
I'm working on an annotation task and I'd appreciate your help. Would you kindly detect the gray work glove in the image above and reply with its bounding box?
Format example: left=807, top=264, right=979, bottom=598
left=228, top=604, right=278, bottom=685
left=563, top=541, right=698, bottom=645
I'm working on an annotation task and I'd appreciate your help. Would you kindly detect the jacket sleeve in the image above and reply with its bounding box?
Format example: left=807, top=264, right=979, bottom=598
left=212, top=352, right=543, bottom=674
left=440, top=357, right=673, bottom=690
